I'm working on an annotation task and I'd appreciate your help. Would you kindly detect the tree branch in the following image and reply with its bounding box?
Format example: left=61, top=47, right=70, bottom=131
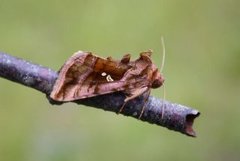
left=0, top=52, right=200, bottom=137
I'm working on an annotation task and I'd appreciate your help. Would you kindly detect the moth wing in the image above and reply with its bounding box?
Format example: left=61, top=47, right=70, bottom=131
left=50, top=51, right=130, bottom=102
left=50, top=51, right=93, bottom=101
left=120, top=54, right=131, bottom=64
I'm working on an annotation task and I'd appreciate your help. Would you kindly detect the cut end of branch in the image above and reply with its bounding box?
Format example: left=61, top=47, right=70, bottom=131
left=185, top=110, right=200, bottom=137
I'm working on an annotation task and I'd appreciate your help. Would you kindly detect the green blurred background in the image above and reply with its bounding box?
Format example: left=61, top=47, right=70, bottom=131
left=0, top=0, right=240, bottom=161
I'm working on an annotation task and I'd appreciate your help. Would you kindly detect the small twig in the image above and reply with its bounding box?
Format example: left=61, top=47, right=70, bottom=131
left=0, top=52, right=200, bottom=137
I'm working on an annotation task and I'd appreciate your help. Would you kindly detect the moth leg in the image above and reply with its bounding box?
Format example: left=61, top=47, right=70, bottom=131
left=161, top=101, right=166, bottom=120
left=138, top=89, right=151, bottom=119
left=118, top=102, right=127, bottom=114
left=118, top=87, right=148, bottom=114
left=161, top=84, right=166, bottom=119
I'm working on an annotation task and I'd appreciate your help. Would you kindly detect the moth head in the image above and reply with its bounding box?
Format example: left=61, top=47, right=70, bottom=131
left=151, top=69, right=164, bottom=88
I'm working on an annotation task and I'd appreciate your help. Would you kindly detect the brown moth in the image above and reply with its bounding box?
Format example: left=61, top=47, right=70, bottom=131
left=50, top=50, right=164, bottom=118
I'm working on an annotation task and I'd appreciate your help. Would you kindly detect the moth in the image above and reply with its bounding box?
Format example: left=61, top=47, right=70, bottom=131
left=50, top=50, right=165, bottom=118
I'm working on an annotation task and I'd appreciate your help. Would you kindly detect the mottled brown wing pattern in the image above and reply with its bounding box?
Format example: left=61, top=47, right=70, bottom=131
left=50, top=51, right=133, bottom=101
left=50, top=50, right=164, bottom=109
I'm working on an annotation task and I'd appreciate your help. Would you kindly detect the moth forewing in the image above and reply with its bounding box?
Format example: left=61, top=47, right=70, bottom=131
left=50, top=51, right=132, bottom=101
left=50, top=50, right=165, bottom=119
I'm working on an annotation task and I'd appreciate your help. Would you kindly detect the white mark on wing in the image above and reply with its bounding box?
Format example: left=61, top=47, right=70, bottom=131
left=101, top=72, right=107, bottom=76
left=101, top=72, right=114, bottom=82
left=106, top=75, right=114, bottom=82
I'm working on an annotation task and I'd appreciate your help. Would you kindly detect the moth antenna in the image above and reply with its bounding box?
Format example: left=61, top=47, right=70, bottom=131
left=163, top=83, right=166, bottom=100
left=161, top=83, right=166, bottom=119
left=160, top=36, right=166, bottom=73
